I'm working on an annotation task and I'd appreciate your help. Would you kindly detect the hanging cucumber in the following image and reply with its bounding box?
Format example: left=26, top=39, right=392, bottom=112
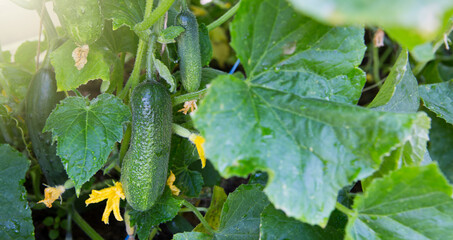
left=25, top=68, right=67, bottom=186
left=176, top=8, right=202, bottom=93
left=121, top=80, right=173, bottom=211
left=53, top=0, right=104, bottom=46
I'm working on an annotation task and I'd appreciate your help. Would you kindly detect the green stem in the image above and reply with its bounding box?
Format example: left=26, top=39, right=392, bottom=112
left=119, top=123, right=132, bottom=165
left=143, top=0, right=155, bottom=21
left=172, top=123, right=192, bottom=138
left=134, top=0, right=176, bottom=32
left=120, top=39, right=147, bottom=99
left=335, top=202, right=355, bottom=217
left=179, top=207, right=207, bottom=213
left=72, top=209, right=104, bottom=240
left=148, top=227, right=158, bottom=240
left=180, top=0, right=188, bottom=10
left=172, top=89, right=207, bottom=106
left=39, top=3, right=58, bottom=43
left=146, top=34, right=157, bottom=80
left=182, top=200, right=215, bottom=235
left=372, top=46, right=381, bottom=87
left=207, top=0, right=241, bottom=31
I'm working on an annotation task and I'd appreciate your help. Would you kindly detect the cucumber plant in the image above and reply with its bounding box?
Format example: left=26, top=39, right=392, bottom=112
left=2, top=0, right=453, bottom=239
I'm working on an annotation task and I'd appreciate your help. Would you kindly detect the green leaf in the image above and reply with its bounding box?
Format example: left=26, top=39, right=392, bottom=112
left=346, top=164, right=453, bottom=240
left=169, top=136, right=204, bottom=197
left=130, top=188, right=183, bottom=240
left=199, top=23, right=212, bottom=67
left=14, top=40, right=47, bottom=72
left=99, top=21, right=139, bottom=54
left=43, top=94, right=131, bottom=191
left=174, top=184, right=269, bottom=240
left=419, top=80, right=453, bottom=125
left=421, top=61, right=453, bottom=84
left=0, top=144, right=33, bottom=240
left=426, top=109, right=453, bottom=182
left=193, top=186, right=227, bottom=233
left=173, top=232, right=211, bottom=240
left=410, top=42, right=435, bottom=63
left=260, top=205, right=345, bottom=240
left=287, top=0, right=453, bottom=49
left=51, top=40, right=115, bottom=91
left=154, top=57, right=176, bottom=92
left=101, top=0, right=146, bottom=30
left=193, top=75, right=430, bottom=226
left=368, top=50, right=420, bottom=113
left=0, top=64, right=32, bottom=101
left=158, top=26, right=185, bottom=44
left=230, top=0, right=366, bottom=104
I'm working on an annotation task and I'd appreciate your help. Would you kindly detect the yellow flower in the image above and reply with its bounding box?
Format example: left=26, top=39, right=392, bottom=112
left=178, top=100, right=198, bottom=115
left=38, top=185, right=65, bottom=208
left=167, top=171, right=181, bottom=196
left=189, top=134, right=206, bottom=168
left=85, top=182, right=125, bottom=224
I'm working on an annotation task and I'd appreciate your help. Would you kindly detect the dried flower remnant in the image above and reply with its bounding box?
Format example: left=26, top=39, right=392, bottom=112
left=72, top=44, right=90, bottom=70
left=178, top=100, right=198, bottom=114
left=373, top=29, right=385, bottom=47
left=38, top=185, right=66, bottom=208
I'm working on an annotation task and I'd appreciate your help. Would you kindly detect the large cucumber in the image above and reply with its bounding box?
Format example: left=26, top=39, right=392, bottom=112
left=53, top=0, right=104, bottom=45
left=176, top=9, right=202, bottom=93
left=121, top=80, right=172, bottom=211
left=25, top=68, right=67, bottom=186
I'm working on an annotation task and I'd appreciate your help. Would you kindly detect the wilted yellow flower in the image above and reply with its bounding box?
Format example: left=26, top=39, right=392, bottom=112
left=178, top=100, right=198, bottom=115
left=38, top=185, right=65, bottom=208
left=167, top=171, right=181, bottom=196
left=85, top=182, right=125, bottom=224
left=189, top=134, right=206, bottom=168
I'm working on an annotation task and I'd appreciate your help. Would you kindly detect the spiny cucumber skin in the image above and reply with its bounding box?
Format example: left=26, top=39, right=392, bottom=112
left=176, top=10, right=202, bottom=93
left=121, top=81, right=172, bottom=211
left=53, top=0, right=104, bottom=45
left=25, top=68, right=67, bottom=186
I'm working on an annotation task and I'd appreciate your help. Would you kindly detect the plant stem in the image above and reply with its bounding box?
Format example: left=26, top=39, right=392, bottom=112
left=148, top=227, right=158, bottom=240
left=72, top=209, right=104, bottom=240
left=335, top=202, right=355, bottom=217
left=134, top=0, right=176, bottom=32
left=179, top=207, right=207, bottom=213
left=207, top=0, right=241, bottom=31
left=172, top=123, right=192, bottom=138
left=143, top=0, right=155, bottom=22
left=120, top=39, right=147, bottom=99
left=119, top=123, right=132, bottom=165
left=172, top=89, right=207, bottom=106
left=372, top=46, right=381, bottom=87
left=182, top=200, right=215, bottom=235
left=146, top=34, right=157, bottom=80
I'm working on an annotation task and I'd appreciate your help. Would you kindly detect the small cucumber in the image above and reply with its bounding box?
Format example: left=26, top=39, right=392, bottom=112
left=25, top=68, right=67, bottom=186
left=53, top=0, right=104, bottom=45
left=121, top=80, right=172, bottom=211
left=176, top=9, right=202, bottom=93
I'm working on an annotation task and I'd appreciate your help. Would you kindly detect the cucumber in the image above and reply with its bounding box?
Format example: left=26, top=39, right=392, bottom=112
left=121, top=80, right=173, bottom=211
left=53, top=0, right=104, bottom=45
left=25, top=68, right=67, bottom=186
left=176, top=9, right=202, bottom=93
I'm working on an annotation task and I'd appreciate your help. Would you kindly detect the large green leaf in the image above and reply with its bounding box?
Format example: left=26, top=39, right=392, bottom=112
left=129, top=188, right=183, bottom=240
left=174, top=184, right=269, bottom=240
left=101, top=0, right=146, bottom=30
left=173, top=232, right=211, bottom=240
left=43, top=94, right=131, bottom=191
left=287, top=0, right=453, bottom=49
left=169, top=136, right=204, bottom=197
left=14, top=40, right=47, bottom=72
left=0, top=64, right=32, bottom=102
left=426, top=109, right=453, bottom=182
left=0, top=144, right=33, bottom=240
left=346, top=164, right=453, bottom=239
left=260, top=205, right=345, bottom=240
left=368, top=50, right=419, bottom=113
left=230, top=0, right=366, bottom=104
left=50, top=40, right=115, bottom=91
left=419, top=80, right=453, bottom=125
left=193, top=75, right=430, bottom=226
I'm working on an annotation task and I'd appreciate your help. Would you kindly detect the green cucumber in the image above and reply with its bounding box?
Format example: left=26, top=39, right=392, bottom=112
left=176, top=9, right=202, bottom=93
left=121, top=80, right=172, bottom=211
left=25, top=68, right=67, bottom=186
left=53, top=0, right=104, bottom=45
